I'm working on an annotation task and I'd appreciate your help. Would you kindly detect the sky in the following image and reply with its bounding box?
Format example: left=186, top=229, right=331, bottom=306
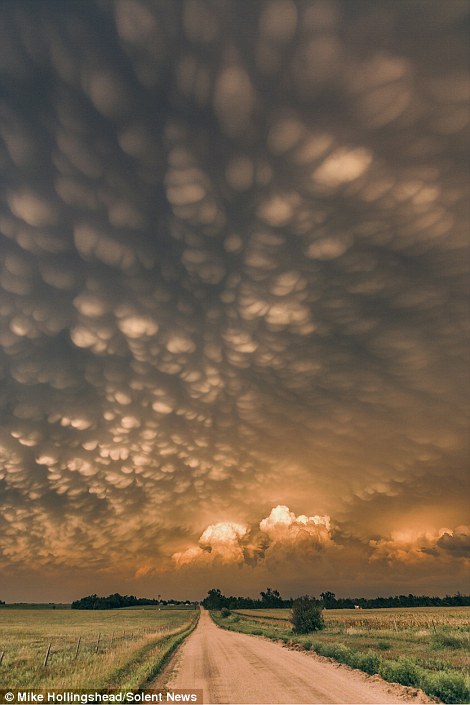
left=0, top=0, right=469, bottom=603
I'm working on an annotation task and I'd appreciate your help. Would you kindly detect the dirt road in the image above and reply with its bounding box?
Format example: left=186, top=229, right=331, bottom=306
left=156, top=609, right=433, bottom=704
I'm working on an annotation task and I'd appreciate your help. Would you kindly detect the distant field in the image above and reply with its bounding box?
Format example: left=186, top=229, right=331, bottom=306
left=0, top=603, right=196, bottom=611
left=0, top=607, right=198, bottom=689
left=121, top=604, right=196, bottom=610
left=0, top=604, right=71, bottom=610
left=235, top=606, right=470, bottom=630
left=214, top=606, right=470, bottom=703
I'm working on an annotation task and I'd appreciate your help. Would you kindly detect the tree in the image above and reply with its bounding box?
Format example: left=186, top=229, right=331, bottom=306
left=71, top=593, right=160, bottom=610
left=260, top=587, right=283, bottom=607
left=291, top=595, right=325, bottom=633
left=201, top=588, right=227, bottom=610
left=320, top=591, right=337, bottom=608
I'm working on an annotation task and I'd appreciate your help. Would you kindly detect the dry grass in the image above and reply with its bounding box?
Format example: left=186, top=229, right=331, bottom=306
left=0, top=608, right=197, bottom=688
left=235, top=606, right=470, bottom=629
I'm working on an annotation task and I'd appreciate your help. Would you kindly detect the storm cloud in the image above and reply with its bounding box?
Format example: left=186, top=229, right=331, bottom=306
left=0, top=0, right=468, bottom=600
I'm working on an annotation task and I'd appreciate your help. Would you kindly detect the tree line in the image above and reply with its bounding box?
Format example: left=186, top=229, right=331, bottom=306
left=201, top=588, right=470, bottom=610
left=56, top=589, right=470, bottom=611
left=319, top=591, right=470, bottom=609
left=71, top=593, right=194, bottom=610
left=201, top=587, right=291, bottom=609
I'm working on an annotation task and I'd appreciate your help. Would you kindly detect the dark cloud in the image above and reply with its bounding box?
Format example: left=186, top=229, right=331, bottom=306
left=436, top=528, right=470, bottom=559
left=0, top=0, right=468, bottom=599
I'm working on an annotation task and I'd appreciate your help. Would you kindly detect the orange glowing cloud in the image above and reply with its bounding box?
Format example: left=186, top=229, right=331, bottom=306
left=172, top=521, right=249, bottom=567
left=369, top=526, right=470, bottom=564
left=259, top=504, right=331, bottom=542
left=171, top=505, right=333, bottom=569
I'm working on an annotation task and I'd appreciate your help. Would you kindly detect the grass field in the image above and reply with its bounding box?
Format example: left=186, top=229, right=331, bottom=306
left=0, top=607, right=198, bottom=689
left=212, top=607, right=470, bottom=704
left=120, top=604, right=195, bottom=610
left=0, top=604, right=71, bottom=610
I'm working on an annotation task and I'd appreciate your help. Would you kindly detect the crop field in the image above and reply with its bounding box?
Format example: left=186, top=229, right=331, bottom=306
left=214, top=607, right=470, bottom=703
left=120, top=604, right=195, bottom=610
left=234, top=606, right=470, bottom=633
left=0, top=607, right=198, bottom=689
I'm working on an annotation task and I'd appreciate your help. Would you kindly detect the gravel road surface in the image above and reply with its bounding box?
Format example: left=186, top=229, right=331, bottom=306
left=156, top=610, right=434, bottom=704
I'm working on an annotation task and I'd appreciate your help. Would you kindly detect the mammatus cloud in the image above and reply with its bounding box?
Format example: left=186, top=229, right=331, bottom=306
left=0, top=1, right=468, bottom=599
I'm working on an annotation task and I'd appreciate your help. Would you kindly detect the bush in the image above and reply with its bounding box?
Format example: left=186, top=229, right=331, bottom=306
left=377, top=641, right=391, bottom=650
left=356, top=652, right=380, bottom=675
left=427, top=671, right=470, bottom=704
left=431, top=632, right=464, bottom=650
left=385, top=658, right=421, bottom=687
left=291, top=596, right=325, bottom=634
left=379, top=659, right=400, bottom=684
left=329, top=643, right=354, bottom=664
left=220, top=607, right=231, bottom=618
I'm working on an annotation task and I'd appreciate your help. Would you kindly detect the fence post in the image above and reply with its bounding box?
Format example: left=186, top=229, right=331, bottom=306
left=74, top=637, right=81, bottom=659
left=43, top=643, right=52, bottom=667
left=96, top=633, right=101, bottom=653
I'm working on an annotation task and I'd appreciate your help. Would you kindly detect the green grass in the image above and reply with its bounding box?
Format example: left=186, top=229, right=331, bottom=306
left=0, top=608, right=198, bottom=688
left=212, top=607, right=470, bottom=704
left=100, top=616, right=199, bottom=689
